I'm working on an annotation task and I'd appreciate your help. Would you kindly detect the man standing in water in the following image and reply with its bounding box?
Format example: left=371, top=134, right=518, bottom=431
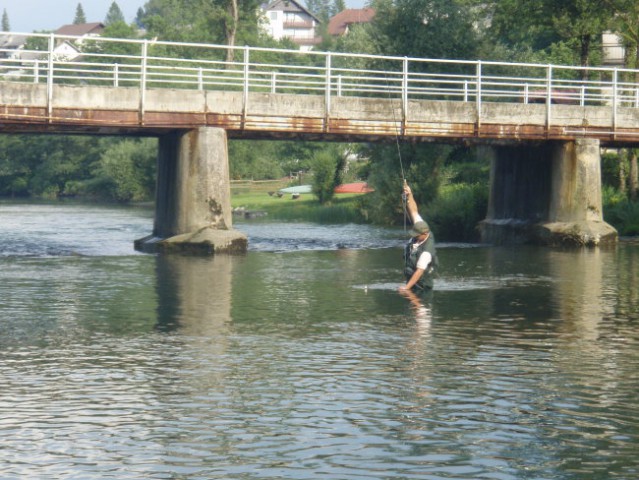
left=399, top=183, right=438, bottom=293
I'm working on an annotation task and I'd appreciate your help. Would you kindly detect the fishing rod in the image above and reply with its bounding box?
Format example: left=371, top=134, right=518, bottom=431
left=385, top=72, right=409, bottom=231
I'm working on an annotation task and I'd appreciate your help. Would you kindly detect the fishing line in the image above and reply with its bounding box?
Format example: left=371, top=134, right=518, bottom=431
left=384, top=71, right=408, bottom=230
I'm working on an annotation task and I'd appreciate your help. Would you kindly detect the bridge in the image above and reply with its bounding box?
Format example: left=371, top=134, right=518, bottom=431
left=2, top=32, right=632, bottom=251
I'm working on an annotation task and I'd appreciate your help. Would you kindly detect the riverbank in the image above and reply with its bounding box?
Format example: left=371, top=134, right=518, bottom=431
left=231, top=180, right=368, bottom=223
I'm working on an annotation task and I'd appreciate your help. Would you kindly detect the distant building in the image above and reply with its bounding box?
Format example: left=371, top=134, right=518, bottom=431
left=0, top=23, right=103, bottom=68
left=327, top=8, right=375, bottom=37
left=602, top=31, right=625, bottom=66
left=262, top=0, right=321, bottom=51
left=51, top=41, right=82, bottom=61
left=55, top=22, right=105, bottom=42
left=0, top=33, right=28, bottom=59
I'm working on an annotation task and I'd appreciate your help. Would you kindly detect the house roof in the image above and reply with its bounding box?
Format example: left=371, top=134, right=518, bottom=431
left=328, top=8, right=375, bottom=36
left=55, top=22, right=105, bottom=37
left=0, top=33, right=28, bottom=49
left=264, top=0, right=321, bottom=23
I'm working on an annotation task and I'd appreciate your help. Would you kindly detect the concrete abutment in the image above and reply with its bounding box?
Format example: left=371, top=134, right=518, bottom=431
left=480, top=138, right=617, bottom=247
left=135, top=127, right=247, bottom=254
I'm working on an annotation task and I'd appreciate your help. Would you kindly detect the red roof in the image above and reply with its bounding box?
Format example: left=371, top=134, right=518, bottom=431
left=328, top=8, right=376, bottom=36
left=334, top=182, right=374, bottom=194
left=55, top=22, right=105, bottom=37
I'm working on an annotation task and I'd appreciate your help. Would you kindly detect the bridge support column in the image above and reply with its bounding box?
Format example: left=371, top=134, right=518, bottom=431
left=480, top=139, right=617, bottom=246
left=135, top=127, right=247, bottom=254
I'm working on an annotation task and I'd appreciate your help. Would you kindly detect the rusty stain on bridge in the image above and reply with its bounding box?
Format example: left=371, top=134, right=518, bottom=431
left=3, top=82, right=639, bottom=146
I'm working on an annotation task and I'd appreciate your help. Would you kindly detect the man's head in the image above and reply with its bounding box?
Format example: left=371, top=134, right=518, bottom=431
left=411, top=221, right=430, bottom=238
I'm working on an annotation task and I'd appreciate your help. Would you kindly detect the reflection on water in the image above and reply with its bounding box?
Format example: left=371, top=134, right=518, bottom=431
left=1, top=202, right=639, bottom=479
left=154, top=255, right=234, bottom=337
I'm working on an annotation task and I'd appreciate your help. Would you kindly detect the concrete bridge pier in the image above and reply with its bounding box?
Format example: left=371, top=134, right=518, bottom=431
left=480, top=138, right=617, bottom=246
left=135, top=127, right=247, bottom=254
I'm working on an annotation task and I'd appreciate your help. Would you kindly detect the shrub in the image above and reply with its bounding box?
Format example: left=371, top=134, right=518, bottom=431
left=311, top=150, right=338, bottom=204
left=602, top=185, right=627, bottom=208
left=427, top=183, right=488, bottom=242
left=605, top=200, right=639, bottom=236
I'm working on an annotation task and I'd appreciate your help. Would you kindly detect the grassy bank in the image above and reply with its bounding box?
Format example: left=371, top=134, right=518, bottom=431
left=231, top=181, right=367, bottom=223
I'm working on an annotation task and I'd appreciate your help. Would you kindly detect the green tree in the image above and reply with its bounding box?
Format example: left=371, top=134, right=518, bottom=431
left=104, top=1, right=126, bottom=26
left=23, top=136, right=101, bottom=198
left=311, top=149, right=340, bottom=204
left=2, top=8, right=10, bottom=31
left=543, top=0, right=609, bottom=76
left=100, top=21, right=140, bottom=41
left=480, top=0, right=558, bottom=53
left=481, top=0, right=611, bottom=72
left=372, top=0, right=479, bottom=64
left=140, top=0, right=261, bottom=50
left=363, top=142, right=447, bottom=225
left=135, top=7, right=145, bottom=28
left=332, top=22, right=377, bottom=57
left=89, top=139, right=156, bottom=202
left=306, top=0, right=331, bottom=22
left=0, top=135, right=34, bottom=197
left=228, top=140, right=284, bottom=180
left=74, top=3, right=87, bottom=24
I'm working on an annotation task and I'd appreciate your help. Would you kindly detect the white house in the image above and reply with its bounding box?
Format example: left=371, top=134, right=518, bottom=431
left=0, top=33, right=28, bottom=59
left=262, top=0, right=321, bottom=51
left=55, top=22, right=105, bottom=46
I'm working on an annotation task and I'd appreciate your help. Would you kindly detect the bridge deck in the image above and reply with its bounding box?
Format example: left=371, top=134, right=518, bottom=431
left=2, top=82, right=639, bottom=146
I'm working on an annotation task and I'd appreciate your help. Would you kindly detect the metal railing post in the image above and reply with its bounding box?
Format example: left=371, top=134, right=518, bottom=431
left=34, top=60, right=39, bottom=84
left=242, top=46, right=250, bottom=127
left=402, top=57, right=408, bottom=134
left=546, top=64, right=552, bottom=132
left=198, top=67, right=203, bottom=90
left=139, top=40, right=148, bottom=124
left=325, top=52, right=332, bottom=131
left=271, top=72, right=277, bottom=93
left=612, top=68, right=618, bottom=135
left=114, top=64, right=119, bottom=87
left=476, top=60, right=482, bottom=134
left=47, top=33, right=55, bottom=120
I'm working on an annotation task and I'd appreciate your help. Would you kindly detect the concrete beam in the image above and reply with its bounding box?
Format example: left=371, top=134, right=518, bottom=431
left=135, top=127, right=247, bottom=254
left=5, top=82, right=639, bottom=145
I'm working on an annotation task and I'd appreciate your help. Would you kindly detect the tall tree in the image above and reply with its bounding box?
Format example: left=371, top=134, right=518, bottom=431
left=543, top=0, right=609, bottom=77
left=481, top=0, right=558, bottom=52
left=605, top=0, right=639, bottom=72
left=105, top=1, right=126, bottom=26
left=225, top=0, right=239, bottom=62
left=2, top=8, right=10, bottom=31
left=373, top=0, right=479, bottom=62
left=306, top=0, right=332, bottom=22
left=73, top=3, right=87, bottom=24
left=482, top=0, right=611, bottom=73
left=135, top=7, right=145, bottom=28
left=140, top=0, right=261, bottom=49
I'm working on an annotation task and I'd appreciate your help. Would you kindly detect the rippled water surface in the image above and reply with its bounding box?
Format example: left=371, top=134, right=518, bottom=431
left=1, top=202, right=639, bottom=479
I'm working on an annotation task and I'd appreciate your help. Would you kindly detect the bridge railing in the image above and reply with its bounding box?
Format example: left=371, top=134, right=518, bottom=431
left=2, top=31, right=639, bottom=111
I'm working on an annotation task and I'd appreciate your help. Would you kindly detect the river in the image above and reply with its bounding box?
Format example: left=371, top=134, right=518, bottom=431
left=1, top=201, right=638, bottom=479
